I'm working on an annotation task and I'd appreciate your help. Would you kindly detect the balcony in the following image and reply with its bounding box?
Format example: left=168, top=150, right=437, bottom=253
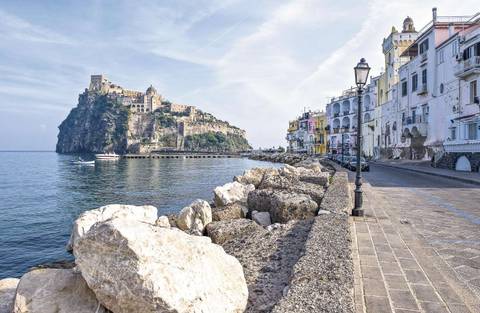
left=343, top=111, right=350, bottom=116
left=402, top=115, right=428, bottom=137
left=444, top=139, right=480, bottom=153
left=455, top=56, right=480, bottom=79
left=333, top=112, right=340, bottom=118
left=417, top=83, right=428, bottom=95
left=420, top=52, right=428, bottom=63
left=333, top=128, right=340, bottom=134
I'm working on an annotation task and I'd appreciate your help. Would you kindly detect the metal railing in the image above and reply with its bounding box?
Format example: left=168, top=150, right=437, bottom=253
left=402, top=115, right=427, bottom=125
left=455, top=56, right=480, bottom=76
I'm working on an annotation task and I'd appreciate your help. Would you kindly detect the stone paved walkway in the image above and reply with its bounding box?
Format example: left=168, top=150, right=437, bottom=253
left=352, top=165, right=480, bottom=313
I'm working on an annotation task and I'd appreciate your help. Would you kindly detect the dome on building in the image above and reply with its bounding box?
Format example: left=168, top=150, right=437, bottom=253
left=146, top=85, right=157, bottom=95
left=402, top=16, right=415, bottom=32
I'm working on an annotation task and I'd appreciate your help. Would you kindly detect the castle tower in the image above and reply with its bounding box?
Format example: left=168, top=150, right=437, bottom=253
left=402, top=16, right=415, bottom=33
left=89, top=75, right=105, bottom=91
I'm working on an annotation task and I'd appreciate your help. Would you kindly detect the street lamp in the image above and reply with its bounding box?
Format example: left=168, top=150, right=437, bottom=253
left=352, top=58, right=370, bottom=217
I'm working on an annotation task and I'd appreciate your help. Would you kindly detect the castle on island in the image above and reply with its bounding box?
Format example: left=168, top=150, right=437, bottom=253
left=88, top=74, right=195, bottom=116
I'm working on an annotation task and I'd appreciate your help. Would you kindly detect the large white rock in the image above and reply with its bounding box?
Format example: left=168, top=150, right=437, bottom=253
left=0, top=278, right=19, bottom=313
left=13, top=269, right=107, bottom=313
left=155, top=215, right=171, bottom=228
left=67, top=204, right=158, bottom=251
left=176, top=199, right=212, bottom=235
left=214, top=182, right=255, bottom=207
left=234, top=167, right=279, bottom=188
left=75, top=218, right=248, bottom=313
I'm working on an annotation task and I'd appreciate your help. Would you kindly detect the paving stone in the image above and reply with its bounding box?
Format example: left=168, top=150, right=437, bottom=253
left=419, top=301, right=449, bottom=313
left=436, top=286, right=463, bottom=304
left=365, top=296, right=392, bottom=313
left=384, top=274, right=409, bottom=290
left=411, top=284, right=441, bottom=302
left=363, top=278, right=388, bottom=296
left=398, top=258, right=421, bottom=270
left=394, top=309, right=420, bottom=313
left=446, top=303, right=470, bottom=313
left=404, top=270, right=429, bottom=284
left=360, top=255, right=379, bottom=267
left=375, top=243, right=392, bottom=253
left=456, top=266, right=480, bottom=281
left=380, top=262, right=402, bottom=275
left=377, top=252, right=396, bottom=262
left=389, top=289, right=419, bottom=311
left=362, top=266, right=383, bottom=279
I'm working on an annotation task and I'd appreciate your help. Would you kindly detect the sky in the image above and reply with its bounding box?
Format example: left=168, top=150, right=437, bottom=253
left=0, top=0, right=478, bottom=150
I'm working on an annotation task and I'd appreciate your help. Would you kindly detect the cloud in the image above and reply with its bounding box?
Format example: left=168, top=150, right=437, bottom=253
left=0, top=9, right=74, bottom=44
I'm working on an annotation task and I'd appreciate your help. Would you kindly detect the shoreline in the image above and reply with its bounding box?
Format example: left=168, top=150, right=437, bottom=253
left=1, top=154, right=355, bottom=313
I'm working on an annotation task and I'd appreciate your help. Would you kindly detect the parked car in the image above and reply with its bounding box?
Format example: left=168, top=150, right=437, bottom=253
left=348, top=156, right=370, bottom=171
left=341, top=155, right=352, bottom=168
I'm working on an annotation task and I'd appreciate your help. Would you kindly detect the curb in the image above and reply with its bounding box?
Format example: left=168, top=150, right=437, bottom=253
left=373, top=162, right=480, bottom=186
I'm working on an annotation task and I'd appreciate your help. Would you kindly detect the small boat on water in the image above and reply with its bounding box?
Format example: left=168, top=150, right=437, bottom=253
left=70, top=158, right=95, bottom=165
left=95, top=152, right=120, bottom=160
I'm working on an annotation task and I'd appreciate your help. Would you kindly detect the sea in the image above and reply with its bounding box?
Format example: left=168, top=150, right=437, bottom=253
left=0, top=151, right=279, bottom=279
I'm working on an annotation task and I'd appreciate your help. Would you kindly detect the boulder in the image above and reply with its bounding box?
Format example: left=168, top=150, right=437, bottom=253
left=74, top=218, right=248, bottom=313
left=259, top=173, right=325, bottom=204
left=212, top=203, right=246, bottom=221
left=67, top=204, right=158, bottom=251
left=252, top=211, right=272, bottom=226
left=234, top=168, right=279, bottom=188
left=0, top=278, right=19, bottom=313
left=13, top=269, right=106, bottom=313
left=248, top=189, right=318, bottom=223
left=176, top=199, right=212, bottom=235
left=280, top=164, right=329, bottom=186
left=213, top=182, right=255, bottom=207
left=155, top=215, right=170, bottom=228
left=205, top=219, right=263, bottom=245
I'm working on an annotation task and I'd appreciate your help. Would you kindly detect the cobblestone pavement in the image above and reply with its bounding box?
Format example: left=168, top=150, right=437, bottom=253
left=352, top=164, right=480, bottom=313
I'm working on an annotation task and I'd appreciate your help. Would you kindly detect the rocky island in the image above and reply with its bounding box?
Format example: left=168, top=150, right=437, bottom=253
left=56, top=75, right=251, bottom=154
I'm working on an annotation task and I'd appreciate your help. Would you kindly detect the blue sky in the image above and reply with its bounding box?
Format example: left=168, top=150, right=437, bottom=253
left=0, top=0, right=477, bottom=150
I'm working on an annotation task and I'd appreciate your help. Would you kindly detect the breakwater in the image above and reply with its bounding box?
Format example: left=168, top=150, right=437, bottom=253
left=1, top=153, right=355, bottom=313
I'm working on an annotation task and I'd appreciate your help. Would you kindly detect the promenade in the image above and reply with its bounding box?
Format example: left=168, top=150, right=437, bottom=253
left=352, top=164, right=480, bottom=312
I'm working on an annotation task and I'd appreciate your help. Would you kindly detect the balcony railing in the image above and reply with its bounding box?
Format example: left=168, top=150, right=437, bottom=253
left=343, top=111, right=350, bottom=116
left=403, top=115, right=427, bottom=125
left=455, top=56, right=480, bottom=78
left=333, top=112, right=340, bottom=117
left=420, top=52, right=428, bottom=63
left=417, top=83, right=428, bottom=95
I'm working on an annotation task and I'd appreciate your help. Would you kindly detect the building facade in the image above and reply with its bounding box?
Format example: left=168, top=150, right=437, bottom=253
left=286, top=111, right=327, bottom=155
left=319, top=9, right=480, bottom=171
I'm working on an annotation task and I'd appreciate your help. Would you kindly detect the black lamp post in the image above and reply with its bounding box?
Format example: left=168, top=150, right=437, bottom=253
left=352, top=58, right=370, bottom=217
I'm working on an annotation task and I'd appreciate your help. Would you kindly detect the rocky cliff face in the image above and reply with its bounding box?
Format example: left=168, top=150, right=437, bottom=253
left=56, top=91, right=251, bottom=154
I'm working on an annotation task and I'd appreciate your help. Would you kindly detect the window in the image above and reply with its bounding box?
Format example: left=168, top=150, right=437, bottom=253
left=438, top=49, right=445, bottom=64
left=451, top=127, right=456, bottom=140
left=419, top=39, right=429, bottom=54
left=440, top=83, right=444, bottom=94
left=470, top=80, right=478, bottom=104
left=467, top=123, right=477, bottom=140
left=412, top=74, right=418, bottom=91
left=463, top=46, right=472, bottom=60
left=401, top=81, right=407, bottom=96
left=422, top=69, right=427, bottom=85
left=451, top=40, right=459, bottom=56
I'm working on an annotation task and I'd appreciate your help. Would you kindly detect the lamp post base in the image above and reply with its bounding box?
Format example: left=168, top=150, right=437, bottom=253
left=353, top=190, right=364, bottom=216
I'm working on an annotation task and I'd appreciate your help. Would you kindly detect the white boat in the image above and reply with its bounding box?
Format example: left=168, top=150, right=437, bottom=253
left=95, top=152, right=121, bottom=160
left=71, top=160, right=95, bottom=165
left=70, top=157, right=95, bottom=165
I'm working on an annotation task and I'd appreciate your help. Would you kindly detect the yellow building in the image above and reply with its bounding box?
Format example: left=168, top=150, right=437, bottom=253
left=313, top=113, right=327, bottom=155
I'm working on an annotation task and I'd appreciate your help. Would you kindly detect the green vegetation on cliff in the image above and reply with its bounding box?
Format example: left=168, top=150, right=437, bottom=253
left=56, top=94, right=129, bottom=153
left=184, top=132, right=251, bottom=153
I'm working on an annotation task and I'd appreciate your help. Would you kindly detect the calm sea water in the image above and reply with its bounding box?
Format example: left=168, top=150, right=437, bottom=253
left=0, top=152, right=279, bottom=278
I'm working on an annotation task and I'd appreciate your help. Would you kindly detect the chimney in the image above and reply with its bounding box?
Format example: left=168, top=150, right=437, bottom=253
left=432, top=7, right=437, bottom=22
left=448, top=23, right=455, bottom=37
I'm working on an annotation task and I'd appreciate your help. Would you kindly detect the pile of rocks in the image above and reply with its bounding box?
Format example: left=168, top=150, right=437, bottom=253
left=0, top=157, right=349, bottom=313
left=248, top=152, right=308, bottom=165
